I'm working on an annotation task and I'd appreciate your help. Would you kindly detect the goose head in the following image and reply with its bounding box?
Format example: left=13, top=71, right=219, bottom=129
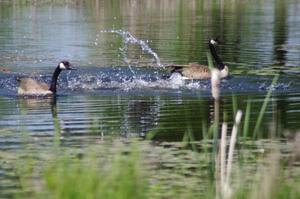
left=58, top=61, right=75, bottom=70
left=210, top=37, right=222, bottom=45
left=210, top=39, right=218, bottom=45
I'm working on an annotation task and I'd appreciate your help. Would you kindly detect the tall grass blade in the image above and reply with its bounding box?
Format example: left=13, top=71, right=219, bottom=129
left=232, top=95, right=238, bottom=117
left=252, top=75, right=279, bottom=139
left=242, top=99, right=251, bottom=138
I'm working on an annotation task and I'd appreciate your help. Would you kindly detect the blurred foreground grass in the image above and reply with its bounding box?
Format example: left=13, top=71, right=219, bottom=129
left=3, top=135, right=298, bottom=199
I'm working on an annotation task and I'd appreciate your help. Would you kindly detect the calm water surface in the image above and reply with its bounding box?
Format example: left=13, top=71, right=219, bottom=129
left=0, top=0, right=300, bottom=197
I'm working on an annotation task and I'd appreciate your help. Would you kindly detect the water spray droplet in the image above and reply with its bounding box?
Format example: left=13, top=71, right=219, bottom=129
left=101, top=30, right=163, bottom=67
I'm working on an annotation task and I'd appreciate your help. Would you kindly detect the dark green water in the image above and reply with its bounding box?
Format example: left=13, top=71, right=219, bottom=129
left=0, top=0, right=300, bottom=197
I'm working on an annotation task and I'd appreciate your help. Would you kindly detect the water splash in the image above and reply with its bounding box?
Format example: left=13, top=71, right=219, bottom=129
left=100, top=30, right=162, bottom=68
left=0, top=67, right=294, bottom=96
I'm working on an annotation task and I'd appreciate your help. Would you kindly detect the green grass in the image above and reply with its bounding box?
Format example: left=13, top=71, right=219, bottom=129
left=12, top=136, right=300, bottom=199
left=22, top=143, right=148, bottom=199
left=252, top=74, right=279, bottom=139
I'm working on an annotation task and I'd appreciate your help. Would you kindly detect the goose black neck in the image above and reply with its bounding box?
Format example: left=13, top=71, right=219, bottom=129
left=209, top=42, right=225, bottom=70
left=49, top=65, right=62, bottom=93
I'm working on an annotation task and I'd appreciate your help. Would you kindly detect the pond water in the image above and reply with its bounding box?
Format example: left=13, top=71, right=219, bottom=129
left=0, top=0, right=300, bottom=197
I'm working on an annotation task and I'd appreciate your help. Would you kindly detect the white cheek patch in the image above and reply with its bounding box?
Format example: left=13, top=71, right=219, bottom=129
left=59, top=63, right=66, bottom=69
left=210, top=39, right=217, bottom=45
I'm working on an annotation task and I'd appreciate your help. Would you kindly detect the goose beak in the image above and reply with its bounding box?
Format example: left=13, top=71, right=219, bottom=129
left=68, top=65, right=77, bottom=70
left=214, top=37, right=223, bottom=44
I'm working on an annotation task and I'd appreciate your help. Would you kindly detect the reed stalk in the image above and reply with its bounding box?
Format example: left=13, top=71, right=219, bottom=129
left=217, top=110, right=243, bottom=199
left=220, top=122, right=227, bottom=196
left=225, top=110, right=242, bottom=183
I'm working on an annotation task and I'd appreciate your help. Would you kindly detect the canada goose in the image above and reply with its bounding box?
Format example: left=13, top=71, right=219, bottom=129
left=167, top=39, right=229, bottom=80
left=18, top=61, right=75, bottom=96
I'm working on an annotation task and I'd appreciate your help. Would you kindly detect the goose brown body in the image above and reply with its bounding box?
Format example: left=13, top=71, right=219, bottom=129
left=17, top=61, right=74, bottom=96
left=167, top=63, right=211, bottom=79
left=18, top=78, right=52, bottom=96
left=167, top=63, right=229, bottom=80
left=167, top=39, right=229, bottom=80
